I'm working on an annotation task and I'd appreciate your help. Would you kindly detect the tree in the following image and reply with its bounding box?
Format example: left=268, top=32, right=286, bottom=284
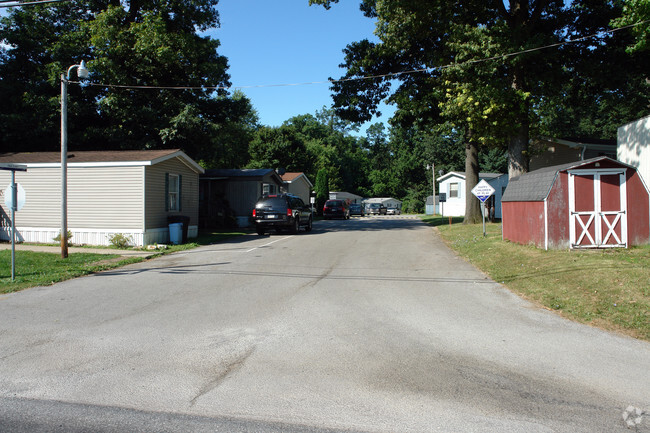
left=611, top=0, right=650, bottom=53
left=0, top=0, right=257, bottom=165
left=314, top=168, right=329, bottom=216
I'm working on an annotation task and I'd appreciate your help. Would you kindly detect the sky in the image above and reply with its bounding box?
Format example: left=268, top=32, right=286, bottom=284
left=207, top=0, right=395, bottom=135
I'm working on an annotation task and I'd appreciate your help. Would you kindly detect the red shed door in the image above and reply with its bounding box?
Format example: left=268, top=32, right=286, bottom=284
left=569, top=170, right=627, bottom=248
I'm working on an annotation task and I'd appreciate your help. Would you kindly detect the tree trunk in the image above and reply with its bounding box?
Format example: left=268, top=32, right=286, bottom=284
left=508, top=119, right=529, bottom=179
left=508, top=59, right=530, bottom=179
left=464, top=130, right=481, bottom=224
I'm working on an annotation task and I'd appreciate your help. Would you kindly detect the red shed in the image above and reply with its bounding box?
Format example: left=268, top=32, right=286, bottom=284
left=502, top=157, right=650, bottom=249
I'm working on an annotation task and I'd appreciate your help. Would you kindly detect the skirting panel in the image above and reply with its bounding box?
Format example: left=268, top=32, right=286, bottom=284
left=0, top=226, right=199, bottom=247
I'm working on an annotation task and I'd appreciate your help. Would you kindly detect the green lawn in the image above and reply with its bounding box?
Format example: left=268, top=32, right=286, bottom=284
left=0, top=230, right=248, bottom=294
left=421, top=216, right=650, bottom=341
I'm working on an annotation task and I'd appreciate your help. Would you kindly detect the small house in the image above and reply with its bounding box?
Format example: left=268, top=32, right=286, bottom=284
left=330, top=191, right=364, bottom=204
left=502, top=157, right=649, bottom=249
left=0, top=149, right=203, bottom=246
left=436, top=172, right=503, bottom=217
left=530, top=137, right=617, bottom=171
left=280, top=172, right=313, bottom=204
left=363, top=197, right=402, bottom=211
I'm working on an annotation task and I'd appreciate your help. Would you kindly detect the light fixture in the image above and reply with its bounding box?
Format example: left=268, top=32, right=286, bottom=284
left=60, top=60, right=89, bottom=258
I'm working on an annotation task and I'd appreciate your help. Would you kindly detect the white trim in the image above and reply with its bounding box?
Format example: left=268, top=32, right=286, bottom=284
left=0, top=225, right=199, bottom=246
left=568, top=169, right=628, bottom=249
left=544, top=199, right=549, bottom=250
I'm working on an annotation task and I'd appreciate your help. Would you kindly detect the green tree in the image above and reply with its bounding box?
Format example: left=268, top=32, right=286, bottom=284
left=611, top=0, right=650, bottom=53
left=0, top=0, right=257, bottom=165
left=314, top=168, right=329, bottom=216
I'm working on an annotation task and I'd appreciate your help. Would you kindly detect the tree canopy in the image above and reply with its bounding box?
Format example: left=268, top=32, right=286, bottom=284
left=0, top=0, right=258, bottom=165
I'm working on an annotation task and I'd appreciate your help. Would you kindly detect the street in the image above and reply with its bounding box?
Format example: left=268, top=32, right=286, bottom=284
left=1, top=216, right=648, bottom=432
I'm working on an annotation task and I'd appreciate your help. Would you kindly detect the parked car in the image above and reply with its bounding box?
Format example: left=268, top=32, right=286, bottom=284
left=367, top=203, right=387, bottom=215
left=349, top=203, right=365, bottom=217
left=323, top=199, right=350, bottom=219
left=252, top=194, right=313, bottom=235
left=386, top=207, right=401, bottom=215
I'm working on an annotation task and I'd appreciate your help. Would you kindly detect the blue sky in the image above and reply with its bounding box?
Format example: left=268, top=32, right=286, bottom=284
left=208, top=0, right=395, bottom=135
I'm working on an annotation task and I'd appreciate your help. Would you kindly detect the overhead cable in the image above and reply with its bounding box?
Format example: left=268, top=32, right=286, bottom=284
left=71, top=19, right=649, bottom=91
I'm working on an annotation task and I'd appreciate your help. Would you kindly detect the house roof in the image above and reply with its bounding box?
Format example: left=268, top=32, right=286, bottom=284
left=437, top=171, right=503, bottom=182
left=502, top=156, right=634, bottom=202
left=201, top=168, right=283, bottom=184
left=281, top=172, right=313, bottom=187
left=0, top=149, right=204, bottom=173
left=203, top=168, right=274, bottom=177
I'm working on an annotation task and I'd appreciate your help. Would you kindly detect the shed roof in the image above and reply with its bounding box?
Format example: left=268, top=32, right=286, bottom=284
left=0, top=149, right=204, bottom=173
left=502, top=156, right=633, bottom=202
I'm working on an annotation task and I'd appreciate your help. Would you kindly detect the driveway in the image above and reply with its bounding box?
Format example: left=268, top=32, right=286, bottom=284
left=0, top=217, right=648, bottom=432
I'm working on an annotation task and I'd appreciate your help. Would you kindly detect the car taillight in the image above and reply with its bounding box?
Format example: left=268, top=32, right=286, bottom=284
left=287, top=209, right=292, bottom=217
left=252, top=209, right=257, bottom=217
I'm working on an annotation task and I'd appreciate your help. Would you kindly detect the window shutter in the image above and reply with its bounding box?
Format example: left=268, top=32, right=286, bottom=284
left=165, top=173, right=169, bottom=211
left=178, top=175, right=183, bottom=211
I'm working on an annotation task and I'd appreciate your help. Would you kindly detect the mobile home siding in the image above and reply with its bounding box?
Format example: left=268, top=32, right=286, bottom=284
left=618, top=115, right=650, bottom=187
left=68, top=166, right=144, bottom=229
left=1, top=168, right=60, bottom=227
left=145, top=158, right=200, bottom=229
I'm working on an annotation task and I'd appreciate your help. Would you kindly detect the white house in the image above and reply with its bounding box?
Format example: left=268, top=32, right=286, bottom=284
left=0, top=149, right=203, bottom=246
left=329, top=191, right=364, bottom=204
left=618, top=115, right=650, bottom=187
left=363, top=197, right=402, bottom=210
left=436, top=172, right=503, bottom=217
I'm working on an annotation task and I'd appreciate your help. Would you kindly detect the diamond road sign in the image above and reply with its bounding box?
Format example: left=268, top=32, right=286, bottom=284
left=471, top=179, right=495, bottom=203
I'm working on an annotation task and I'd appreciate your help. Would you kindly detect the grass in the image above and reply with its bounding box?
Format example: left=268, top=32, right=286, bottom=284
left=421, top=216, right=650, bottom=341
left=0, top=229, right=248, bottom=294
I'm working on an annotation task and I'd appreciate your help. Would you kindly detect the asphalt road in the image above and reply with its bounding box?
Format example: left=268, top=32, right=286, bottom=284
left=1, top=216, right=648, bottom=432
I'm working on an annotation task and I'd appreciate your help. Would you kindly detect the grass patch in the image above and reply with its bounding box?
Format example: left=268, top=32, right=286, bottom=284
left=0, top=229, right=248, bottom=294
left=0, top=250, right=141, bottom=293
left=423, top=218, right=650, bottom=341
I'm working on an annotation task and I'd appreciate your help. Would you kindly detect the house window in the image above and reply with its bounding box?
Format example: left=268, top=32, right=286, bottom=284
left=166, top=173, right=182, bottom=211
left=449, top=182, right=460, bottom=198
left=262, top=183, right=276, bottom=195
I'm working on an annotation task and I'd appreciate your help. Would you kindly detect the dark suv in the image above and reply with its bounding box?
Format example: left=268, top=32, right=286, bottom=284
left=252, top=194, right=313, bottom=235
left=323, top=199, right=350, bottom=219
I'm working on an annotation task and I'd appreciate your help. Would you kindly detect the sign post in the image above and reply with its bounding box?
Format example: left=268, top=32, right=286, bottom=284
left=1, top=164, right=27, bottom=281
left=471, top=179, right=495, bottom=237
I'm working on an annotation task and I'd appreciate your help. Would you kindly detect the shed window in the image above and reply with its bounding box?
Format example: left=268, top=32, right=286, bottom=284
left=449, top=182, right=460, bottom=198
left=166, top=173, right=182, bottom=211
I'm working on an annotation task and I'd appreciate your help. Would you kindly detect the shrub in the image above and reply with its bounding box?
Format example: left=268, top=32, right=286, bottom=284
left=53, top=230, right=73, bottom=245
left=108, top=233, right=133, bottom=249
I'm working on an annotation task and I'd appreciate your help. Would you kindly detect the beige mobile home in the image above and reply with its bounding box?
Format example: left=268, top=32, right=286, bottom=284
left=0, top=149, right=203, bottom=246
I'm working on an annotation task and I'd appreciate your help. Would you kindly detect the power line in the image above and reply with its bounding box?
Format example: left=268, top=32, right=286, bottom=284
left=0, top=0, right=66, bottom=8
left=75, top=19, right=648, bottom=92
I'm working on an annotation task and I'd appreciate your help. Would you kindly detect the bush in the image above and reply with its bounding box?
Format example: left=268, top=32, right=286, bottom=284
left=108, top=233, right=133, bottom=249
left=53, top=230, right=73, bottom=246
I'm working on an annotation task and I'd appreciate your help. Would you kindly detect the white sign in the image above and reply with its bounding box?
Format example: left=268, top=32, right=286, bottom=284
left=471, top=179, right=495, bottom=203
left=4, top=183, right=26, bottom=211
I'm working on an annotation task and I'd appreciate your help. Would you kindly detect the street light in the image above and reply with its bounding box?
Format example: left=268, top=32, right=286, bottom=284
left=61, top=60, right=89, bottom=258
left=426, top=163, right=435, bottom=215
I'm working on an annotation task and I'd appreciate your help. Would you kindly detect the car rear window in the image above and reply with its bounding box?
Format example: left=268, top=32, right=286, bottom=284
left=257, top=197, right=287, bottom=209
left=326, top=200, right=343, bottom=206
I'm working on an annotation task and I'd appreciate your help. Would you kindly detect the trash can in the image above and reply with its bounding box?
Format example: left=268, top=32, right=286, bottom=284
left=167, top=215, right=190, bottom=243
left=168, top=223, right=182, bottom=245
